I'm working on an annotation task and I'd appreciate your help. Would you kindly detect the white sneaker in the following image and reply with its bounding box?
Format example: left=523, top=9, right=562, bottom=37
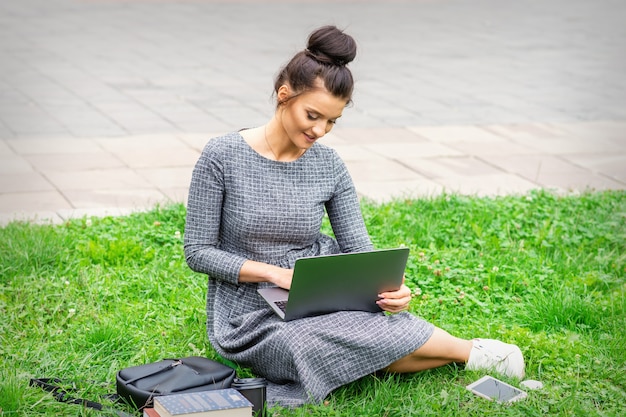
left=466, top=339, right=525, bottom=379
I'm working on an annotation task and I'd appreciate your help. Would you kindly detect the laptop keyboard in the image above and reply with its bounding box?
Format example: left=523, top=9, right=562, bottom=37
left=275, top=300, right=288, bottom=313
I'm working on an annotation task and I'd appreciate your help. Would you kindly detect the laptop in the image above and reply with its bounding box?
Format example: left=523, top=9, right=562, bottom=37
left=257, top=247, right=409, bottom=321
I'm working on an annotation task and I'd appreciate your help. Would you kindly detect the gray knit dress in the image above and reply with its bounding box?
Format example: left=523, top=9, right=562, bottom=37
left=184, top=132, right=434, bottom=407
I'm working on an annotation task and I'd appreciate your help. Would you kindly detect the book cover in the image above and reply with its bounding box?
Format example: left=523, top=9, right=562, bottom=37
left=153, top=389, right=252, bottom=417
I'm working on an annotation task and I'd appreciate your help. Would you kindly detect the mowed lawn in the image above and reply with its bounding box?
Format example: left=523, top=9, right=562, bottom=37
left=1, top=190, right=624, bottom=416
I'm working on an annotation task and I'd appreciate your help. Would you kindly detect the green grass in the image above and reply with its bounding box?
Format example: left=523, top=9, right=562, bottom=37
left=1, top=190, right=625, bottom=416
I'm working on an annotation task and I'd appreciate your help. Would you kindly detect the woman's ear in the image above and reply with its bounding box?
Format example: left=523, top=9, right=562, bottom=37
left=277, top=84, right=291, bottom=105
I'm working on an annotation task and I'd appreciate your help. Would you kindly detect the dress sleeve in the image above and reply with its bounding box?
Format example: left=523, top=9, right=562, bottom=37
left=184, top=139, right=247, bottom=284
left=325, top=151, right=374, bottom=253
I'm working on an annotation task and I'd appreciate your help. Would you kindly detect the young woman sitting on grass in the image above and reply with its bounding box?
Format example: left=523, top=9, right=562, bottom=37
left=183, top=24, right=525, bottom=407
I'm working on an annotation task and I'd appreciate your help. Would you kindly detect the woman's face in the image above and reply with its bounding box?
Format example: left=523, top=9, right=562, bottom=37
left=277, top=82, right=348, bottom=150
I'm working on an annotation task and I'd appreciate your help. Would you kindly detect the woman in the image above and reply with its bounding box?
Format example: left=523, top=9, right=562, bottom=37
left=184, top=25, right=524, bottom=407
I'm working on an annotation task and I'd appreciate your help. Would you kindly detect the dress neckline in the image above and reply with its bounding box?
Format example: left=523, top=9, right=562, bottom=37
left=236, top=130, right=309, bottom=164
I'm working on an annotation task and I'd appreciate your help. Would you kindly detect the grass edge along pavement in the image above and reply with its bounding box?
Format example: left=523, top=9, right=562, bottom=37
left=1, top=189, right=625, bottom=416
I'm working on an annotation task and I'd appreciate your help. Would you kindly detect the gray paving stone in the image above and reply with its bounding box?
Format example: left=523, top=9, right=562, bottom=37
left=0, top=0, right=624, bottom=222
left=25, top=152, right=125, bottom=173
left=0, top=155, right=33, bottom=174
left=563, top=154, right=626, bottom=184
left=62, top=189, right=168, bottom=210
left=0, top=139, right=13, bottom=155
left=0, top=172, right=55, bottom=193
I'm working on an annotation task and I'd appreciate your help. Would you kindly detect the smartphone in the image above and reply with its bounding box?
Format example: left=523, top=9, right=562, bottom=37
left=466, top=375, right=528, bottom=403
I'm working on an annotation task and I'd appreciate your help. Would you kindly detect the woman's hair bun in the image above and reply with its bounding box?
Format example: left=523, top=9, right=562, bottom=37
left=305, top=25, right=357, bottom=67
left=273, top=25, right=357, bottom=102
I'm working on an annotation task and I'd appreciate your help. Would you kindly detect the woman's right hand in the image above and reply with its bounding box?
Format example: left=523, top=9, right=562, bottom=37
left=238, top=260, right=293, bottom=290
left=269, top=266, right=294, bottom=290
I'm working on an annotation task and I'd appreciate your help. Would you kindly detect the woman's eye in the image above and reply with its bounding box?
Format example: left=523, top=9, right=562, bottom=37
left=307, top=112, right=318, bottom=121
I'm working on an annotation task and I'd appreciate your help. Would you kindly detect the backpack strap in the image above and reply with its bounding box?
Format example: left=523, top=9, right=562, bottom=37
left=29, top=378, right=135, bottom=417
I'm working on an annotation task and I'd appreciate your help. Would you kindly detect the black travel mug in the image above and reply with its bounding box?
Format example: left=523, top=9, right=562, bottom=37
left=231, top=377, right=267, bottom=417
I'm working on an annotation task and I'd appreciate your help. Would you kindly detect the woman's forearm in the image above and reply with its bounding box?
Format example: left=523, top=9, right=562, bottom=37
left=239, top=260, right=293, bottom=290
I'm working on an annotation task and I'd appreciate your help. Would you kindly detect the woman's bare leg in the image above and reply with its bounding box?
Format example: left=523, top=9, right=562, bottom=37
left=384, top=327, right=472, bottom=373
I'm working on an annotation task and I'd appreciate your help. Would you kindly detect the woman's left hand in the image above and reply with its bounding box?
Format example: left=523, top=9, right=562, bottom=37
left=376, top=283, right=412, bottom=313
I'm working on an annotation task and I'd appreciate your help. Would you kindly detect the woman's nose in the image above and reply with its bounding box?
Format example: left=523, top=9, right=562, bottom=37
left=312, top=121, right=326, bottom=137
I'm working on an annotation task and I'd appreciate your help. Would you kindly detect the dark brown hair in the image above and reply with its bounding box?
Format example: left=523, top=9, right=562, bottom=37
left=273, top=25, right=357, bottom=105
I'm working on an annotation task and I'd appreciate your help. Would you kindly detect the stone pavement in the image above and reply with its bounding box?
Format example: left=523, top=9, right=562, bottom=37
left=1, top=0, right=625, bottom=225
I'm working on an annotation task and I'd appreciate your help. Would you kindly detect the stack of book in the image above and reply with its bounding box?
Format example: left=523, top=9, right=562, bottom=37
left=143, top=389, right=252, bottom=417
